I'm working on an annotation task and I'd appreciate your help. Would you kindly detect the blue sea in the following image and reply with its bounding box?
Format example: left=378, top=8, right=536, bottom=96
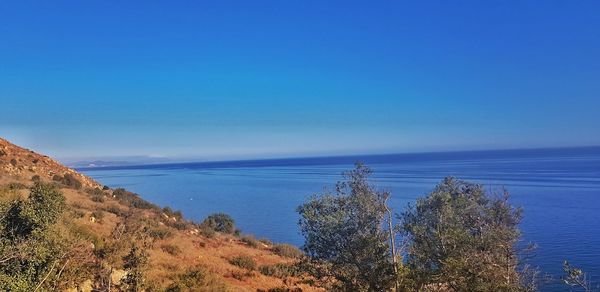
left=79, top=147, right=600, bottom=291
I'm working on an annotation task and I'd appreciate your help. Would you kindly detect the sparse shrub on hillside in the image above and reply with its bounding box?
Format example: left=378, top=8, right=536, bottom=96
left=113, top=188, right=158, bottom=210
left=62, top=173, right=82, bottom=189
left=91, top=194, right=105, bottom=203
left=166, top=265, right=230, bottom=292
left=149, top=227, right=173, bottom=240
left=103, top=204, right=128, bottom=217
left=259, top=263, right=300, bottom=278
left=0, top=149, right=6, bottom=156
left=91, top=210, right=104, bottom=223
left=86, top=187, right=103, bottom=196
left=229, top=256, right=257, bottom=270
left=272, top=243, right=303, bottom=258
left=173, top=210, right=183, bottom=219
left=166, top=219, right=189, bottom=231
left=161, top=244, right=181, bottom=256
left=240, top=235, right=261, bottom=248
left=7, top=182, right=27, bottom=190
left=102, top=185, right=110, bottom=190
left=31, top=175, right=40, bottom=182
left=230, top=269, right=255, bottom=281
left=198, top=223, right=216, bottom=238
left=52, top=174, right=63, bottom=182
left=122, top=244, right=149, bottom=291
left=200, top=213, right=235, bottom=234
left=9, top=158, right=17, bottom=166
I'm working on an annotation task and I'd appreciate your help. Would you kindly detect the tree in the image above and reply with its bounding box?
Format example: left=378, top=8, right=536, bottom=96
left=401, top=177, right=531, bottom=291
left=297, top=163, right=397, bottom=291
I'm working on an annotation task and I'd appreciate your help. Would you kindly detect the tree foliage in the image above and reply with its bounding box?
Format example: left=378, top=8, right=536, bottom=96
left=401, top=177, right=530, bottom=291
left=0, top=184, right=66, bottom=290
left=297, top=163, right=396, bottom=291
left=201, top=213, right=235, bottom=234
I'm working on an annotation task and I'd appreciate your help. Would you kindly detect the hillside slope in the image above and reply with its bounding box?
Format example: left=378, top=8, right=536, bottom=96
left=0, top=137, right=319, bottom=291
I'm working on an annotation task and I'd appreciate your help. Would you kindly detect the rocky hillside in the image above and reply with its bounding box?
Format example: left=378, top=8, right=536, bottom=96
left=0, top=137, right=100, bottom=189
left=0, top=137, right=319, bottom=292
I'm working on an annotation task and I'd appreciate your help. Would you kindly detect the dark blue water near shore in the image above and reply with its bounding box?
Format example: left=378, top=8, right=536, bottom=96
left=80, top=147, right=600, bottom=291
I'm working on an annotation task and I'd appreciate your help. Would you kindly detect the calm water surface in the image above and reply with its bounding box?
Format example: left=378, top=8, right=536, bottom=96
left=80, top=147, right=600, bottom=291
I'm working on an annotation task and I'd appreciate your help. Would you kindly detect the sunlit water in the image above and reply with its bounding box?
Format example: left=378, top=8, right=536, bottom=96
left=80, top=147, right=600, bottom=291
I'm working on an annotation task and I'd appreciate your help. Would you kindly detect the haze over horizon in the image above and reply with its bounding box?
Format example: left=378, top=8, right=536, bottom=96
left=2, top=1, right=600, bottom=161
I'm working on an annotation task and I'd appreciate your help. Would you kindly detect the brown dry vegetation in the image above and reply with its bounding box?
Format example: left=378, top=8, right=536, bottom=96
left=0, top=137, right=321, bottom=291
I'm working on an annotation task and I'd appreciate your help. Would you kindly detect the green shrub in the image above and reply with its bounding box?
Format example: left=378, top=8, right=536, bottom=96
left=229, top=256, right=256, bottom=270
left=200, top=213, right=235, bottom=234
left=113, top=188, right=158, bottom=210
left=0, top=183, right=67, bottom=290
left=259, top=263, right=300, bottom=278
left=272, top=243, right=303, bottom=258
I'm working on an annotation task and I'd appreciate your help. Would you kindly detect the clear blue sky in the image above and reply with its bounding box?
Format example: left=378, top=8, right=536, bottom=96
left=1, top=1, right=599, bottom=161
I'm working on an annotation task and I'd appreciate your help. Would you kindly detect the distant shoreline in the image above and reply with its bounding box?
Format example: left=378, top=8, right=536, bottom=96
left=76, top=145, right=600, bottom=172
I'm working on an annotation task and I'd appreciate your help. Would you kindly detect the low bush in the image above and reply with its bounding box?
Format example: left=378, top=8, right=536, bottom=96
left=161, top=244, right=181, bottom=256
left=9, top=158, right=17, bottom=166
left=103, top=204, right=128, bottom=217
left=91, top=194, right=105, bottom=203
left=91, top=210, right=104, bottom=223
left=166, top=220, right=189, bottom=231
left=7, top=182, right=27, bottom=190
left=198, top=224, right=216, bottom=238
left=113, top=188, right=158, bottom=210
left=230, top=270, right=255, bottom=281
left=149, top=227, right=173, bottom=240
left=272, top=244, right=303, bottom=258
left=258, top=263, right=300, bottom=279
left=31, top=175, right=41, bottom=182
left=240, top=235, right=260, bottom=248
left=166, top=265, right=230, bottom=291
left=200, top=213, right=235, bottom=234
left=62, top=173, right=82, bottom=189
left=229, top=256, right=256, bottom=270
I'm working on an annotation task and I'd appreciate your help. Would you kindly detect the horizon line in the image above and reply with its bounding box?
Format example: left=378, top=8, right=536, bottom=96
left=74, top=144, right=600, bottom=171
